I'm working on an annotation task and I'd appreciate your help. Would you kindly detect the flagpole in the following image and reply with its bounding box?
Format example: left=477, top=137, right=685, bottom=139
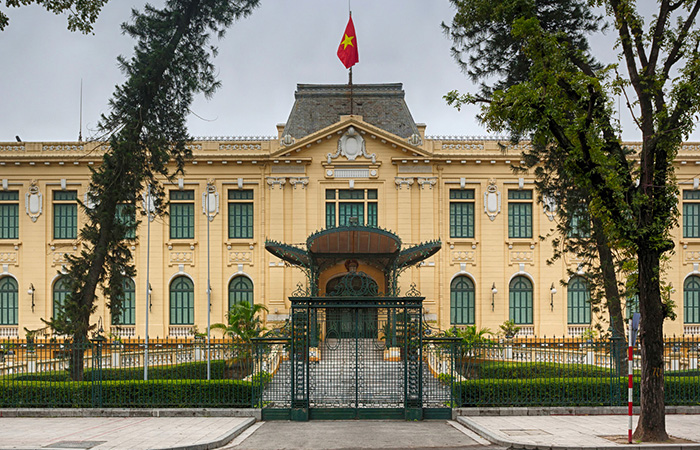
left=348, top=9, right=353, bottom=116
left=349, top=67, right=353, bottom=115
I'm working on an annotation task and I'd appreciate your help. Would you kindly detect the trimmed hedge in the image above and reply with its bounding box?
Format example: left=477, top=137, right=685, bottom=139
left=10, top=360, right=238, bottom=382
left=471, top=361, right=611, bottom=379
left=0, top=379, right=254, bottom=408
left=454, top=377, right=700, bottom=407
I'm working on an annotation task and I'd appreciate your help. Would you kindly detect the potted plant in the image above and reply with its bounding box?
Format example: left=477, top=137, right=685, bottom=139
left=499, top=320, right=520, bottom=360
left=499, top=320, right=521, bottom=339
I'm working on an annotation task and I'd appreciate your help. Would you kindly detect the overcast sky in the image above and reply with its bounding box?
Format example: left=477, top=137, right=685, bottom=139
left=1, top=1, right=698, bottom=143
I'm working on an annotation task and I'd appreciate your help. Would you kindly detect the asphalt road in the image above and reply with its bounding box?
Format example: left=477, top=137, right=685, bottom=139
left=222, top=420, right=506, bottom=449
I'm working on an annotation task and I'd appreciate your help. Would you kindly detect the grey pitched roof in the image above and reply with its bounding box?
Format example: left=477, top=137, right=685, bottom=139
left=282, top=83, right=419, bottom=139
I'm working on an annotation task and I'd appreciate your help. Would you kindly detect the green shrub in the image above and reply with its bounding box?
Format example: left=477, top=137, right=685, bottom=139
left=453, top=377, right=700, bottom=407
left=0, top=379, right=254, bottom=408
left=9, top=360, right=233, bottom=382
left=475, top=361, right=610, bottom=379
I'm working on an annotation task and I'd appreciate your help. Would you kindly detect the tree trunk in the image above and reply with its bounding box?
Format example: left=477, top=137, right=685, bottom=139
left=70, top=340, right=85, bottom=381
left=592, top=216, right=627, bottom=374
left=633, top=249, right=668, bottom=441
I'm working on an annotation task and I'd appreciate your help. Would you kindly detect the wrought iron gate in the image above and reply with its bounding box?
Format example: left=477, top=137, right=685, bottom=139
left=257, top=292, right=454, bottom=420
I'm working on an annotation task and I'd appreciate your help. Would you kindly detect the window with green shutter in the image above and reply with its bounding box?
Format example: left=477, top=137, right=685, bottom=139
left=684, top=275, right=700, bottom=324
left=53, top=277, right=70, bottom=319
left=509, top=276, right=533, bottom=324
left=228, top=190, right=253, bottom=239
left=170, top=276, right=194, bottom=325
left=113, top=279, right=136, bottom=326
left=0, top=191, right=19, bottom=240
left=683, top=191, right=700, bottom=238
left=53, top=190, right=77, bottom=240
left=325, top=188, right=378, bottom=227
left=450, top=276, right=475, bottom=325
left=229, top=276, right=253, bottom=309
left=449, top=189, right=475, bottom=238
left=170, top=190, right=194, bottom=239
left=567, top=277, right=591, bottom=324
left=0, top=277, right=18, bottom=325
left=508, top=190, right=533, bottom=239
left=116, top=204, right=137, bottom=239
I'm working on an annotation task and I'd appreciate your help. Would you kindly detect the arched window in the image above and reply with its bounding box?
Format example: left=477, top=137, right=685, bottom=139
left=567, top=277, right=591, bottom=324
left=229, top=276, right=253, bottom=309
left=509, top=276, right=533, bottom=324
left=450, top=276, right=475, bottom=325
left=53, top=277, right=70, bottom=319
left=170, top=276, right=194, bottom=325
left=113, top=279, right=136, bottom=326
left=0, top=277, right=18, bottom=325
left=684, top=275, right=700, bottom=324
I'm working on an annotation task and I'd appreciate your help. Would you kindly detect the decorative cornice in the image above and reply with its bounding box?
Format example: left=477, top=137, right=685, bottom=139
left=25, top=180, right=42, bottom=222
left=266, top=177, right=287, bottom=189
left=483, top=178, right=501, bottom=221
left=543, top=195, right=557, bottom=221
left=289, top=177, right=309, bottom=189
left=417, top=177, right=437, bottom=189
left=395, top=177, right=414, bottom=189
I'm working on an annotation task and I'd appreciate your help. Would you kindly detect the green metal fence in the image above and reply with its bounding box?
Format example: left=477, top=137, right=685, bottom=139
left=0, top=338, right=257, bottom=408
left=1, top=335, right=698, bottom=409
left=450, top=336, right=700, bottom=407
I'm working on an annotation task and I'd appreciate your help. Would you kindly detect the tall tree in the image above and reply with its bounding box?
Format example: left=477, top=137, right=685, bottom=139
left=444, top=0, right=629, bottom=348
left=445, top=0, right=700, bottom=441
left=1, top=0, right=108, bottom=32
left=45, top=0, right=260, bottom=381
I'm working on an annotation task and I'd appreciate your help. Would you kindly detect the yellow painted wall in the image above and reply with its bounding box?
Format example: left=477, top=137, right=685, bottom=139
left=0, top=118, right=698, bottom=339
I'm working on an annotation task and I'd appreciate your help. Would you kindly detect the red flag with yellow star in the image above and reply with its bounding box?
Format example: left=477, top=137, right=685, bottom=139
left=337, top=16, right=359, bottom=69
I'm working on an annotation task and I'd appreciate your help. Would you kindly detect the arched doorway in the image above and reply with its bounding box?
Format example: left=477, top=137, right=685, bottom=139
left=324, top=262, right=379, bottom=339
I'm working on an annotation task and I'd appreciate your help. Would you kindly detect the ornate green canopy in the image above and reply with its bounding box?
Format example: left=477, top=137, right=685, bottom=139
left=265, top=225, right=440, bottom=296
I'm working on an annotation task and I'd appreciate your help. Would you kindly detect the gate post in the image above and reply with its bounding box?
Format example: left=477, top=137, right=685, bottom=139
left=404, top=303, right=423, bottom=420
left=290, top=301, right=310, bottom=421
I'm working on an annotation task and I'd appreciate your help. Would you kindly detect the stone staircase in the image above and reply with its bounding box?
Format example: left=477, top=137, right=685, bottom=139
left=262, top=338, right=451, bottom=409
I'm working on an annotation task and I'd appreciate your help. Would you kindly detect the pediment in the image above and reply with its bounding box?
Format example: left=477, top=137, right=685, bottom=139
left=271, top=116, right=431, bottom=160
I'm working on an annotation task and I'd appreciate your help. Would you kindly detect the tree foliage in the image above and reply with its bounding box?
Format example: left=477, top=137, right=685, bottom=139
left=45, top=0, right=260, bottom=381
left=211, top=301, right=269, bottom=343
left=1, top=0, right=109, bottom=32
left=445, top=0, right=700, bottom=441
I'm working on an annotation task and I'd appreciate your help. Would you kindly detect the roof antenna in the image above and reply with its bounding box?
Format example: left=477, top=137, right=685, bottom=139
left=78, top=79, right=83, bottom=142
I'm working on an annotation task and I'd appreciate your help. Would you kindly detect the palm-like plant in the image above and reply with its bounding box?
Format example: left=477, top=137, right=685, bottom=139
left=211, top=301, right=268, bottom=378
left=212, top=301, right=268, bottom=343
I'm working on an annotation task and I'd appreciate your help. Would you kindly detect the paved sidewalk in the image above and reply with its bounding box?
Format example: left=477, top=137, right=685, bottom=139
left=0, top=417, right=255, bottom=450
left=458, top=414, right=700, bottom=450
left=1, top=413, right=699, bottom=449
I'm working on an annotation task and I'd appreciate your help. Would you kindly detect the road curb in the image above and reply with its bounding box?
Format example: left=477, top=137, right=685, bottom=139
left=0, top=408, right=261, bottom=420
left=456, top=416, right=700, bottom=450
left=454, top=406, right=700, bottom=416
left=154, top=417, right=256, bottom=450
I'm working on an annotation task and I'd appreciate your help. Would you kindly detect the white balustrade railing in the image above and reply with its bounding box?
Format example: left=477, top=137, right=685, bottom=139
left=0, top=327, right=18, bottom=338
left=567, top=326, right=589, bottom=337
left=684, top=325, right=700, bottom=336
left=168, top=326, right=194, bottom=338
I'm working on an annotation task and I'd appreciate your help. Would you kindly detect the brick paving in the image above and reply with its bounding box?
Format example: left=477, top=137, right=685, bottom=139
left=0, top=416, right=253, bottom=450
left=458, top=414, right=700, bottom=449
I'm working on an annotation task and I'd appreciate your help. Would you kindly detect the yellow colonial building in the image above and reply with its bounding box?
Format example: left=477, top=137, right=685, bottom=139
left=1, top=83, right=699, bottom=339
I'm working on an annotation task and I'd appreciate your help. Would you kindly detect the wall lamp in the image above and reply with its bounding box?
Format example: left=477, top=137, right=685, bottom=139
left=148, top=283, right=153, bottom=311
left=491, top=283, right=497, bottom=311
left=550, top=283, right=557, bottom=311
left=27, top=283, right=35, bottom=312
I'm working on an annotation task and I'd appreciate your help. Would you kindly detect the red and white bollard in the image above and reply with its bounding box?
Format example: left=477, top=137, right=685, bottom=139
left=628, top=317, right=634, bottom=444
